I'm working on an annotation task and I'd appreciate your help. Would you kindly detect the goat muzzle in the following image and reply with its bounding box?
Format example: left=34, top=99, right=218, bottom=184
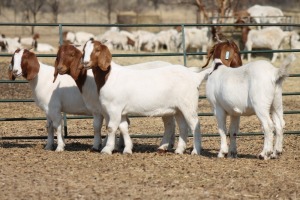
left=82, top=61, right=92, bottom=69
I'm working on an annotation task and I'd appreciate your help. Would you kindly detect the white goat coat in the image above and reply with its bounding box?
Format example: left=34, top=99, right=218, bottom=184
left=78, top=61, right=176, bottom=151
left=100, top=65, right=204, bottom=117
left=245, top=27, right=291, bottom=63
left=206, top=56, right=294, bottom=159
left=35, top=43, right=56, bottom=52
left=29, top=63, right=89, bottom=115
left=206, top=61, right=277, bottom=116
left=29, top=63, right=90, bottom=151
left=247, top=4, right=284, bottom=24
left=97, top=64, right=211, bottom=155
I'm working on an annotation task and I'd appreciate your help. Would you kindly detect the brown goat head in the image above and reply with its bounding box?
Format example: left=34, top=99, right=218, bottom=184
left=202, top=40, right=242, bottom=68
left=53, top=44, right=83, bottom=82
left=9, top=49, right=40, bottom=81
left=90, top=40, right=112, bottom=71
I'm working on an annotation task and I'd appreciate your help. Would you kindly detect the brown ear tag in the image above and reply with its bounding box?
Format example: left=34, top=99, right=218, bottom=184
left=225, top=51, right=230, bottom=60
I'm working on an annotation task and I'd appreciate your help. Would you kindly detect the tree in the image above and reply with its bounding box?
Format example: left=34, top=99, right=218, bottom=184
left=195, top=0, right=209, bottom=23
left=20, top=0, right=47, bottom=34
left=48, top=0, right=60, bottom=23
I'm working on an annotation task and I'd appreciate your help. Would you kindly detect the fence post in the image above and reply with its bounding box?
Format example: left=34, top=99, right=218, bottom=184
left=58, top=24, right=68, bottom=138
left=181, top=25, right=187, bottom=66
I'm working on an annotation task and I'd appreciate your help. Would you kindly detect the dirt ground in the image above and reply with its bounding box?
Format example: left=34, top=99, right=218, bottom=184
left=1, top=33, right=300, bottom=199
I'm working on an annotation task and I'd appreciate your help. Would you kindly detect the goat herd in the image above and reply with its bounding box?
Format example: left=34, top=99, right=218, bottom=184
left=6, top=31, right=296, bottom=160
left=3, top=4, right=299, bottom=159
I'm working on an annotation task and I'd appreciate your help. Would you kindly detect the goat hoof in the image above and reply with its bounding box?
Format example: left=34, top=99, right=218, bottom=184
left=123, top=148, right=133, bottom=154
left=55, top=147, right=64, bottom=152
left=276, top=150, right=282, bottom=156
left=101, top=147, right=113, bottom=155
left=258, top=154, right=270, bottom=160
left=191, top=149, right=200, bottom=155
left=175, top=149, right=184, bottom=154
left=258, top=154, right=265, bottom=160
left=217, top=152, right=227, bottom=158
left=271, top=150, right=282, bottom=159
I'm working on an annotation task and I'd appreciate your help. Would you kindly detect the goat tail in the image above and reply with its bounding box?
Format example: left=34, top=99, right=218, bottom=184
left=276, top=54, right=296, bottom=83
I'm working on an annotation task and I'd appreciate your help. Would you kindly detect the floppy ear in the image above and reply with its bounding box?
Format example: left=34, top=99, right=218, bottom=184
left=21, top=50, right=40, bottom=81
left=8, top=56, right=16, bottom=80
left=202, top=44, right=216, bottom=68
left=53, top=56, right=59, bottom=83
left=73, top=49, right=83, bottom=69
left=53, top=46, right=61, bottom=83
left=97, top=44, right=112, bottom=71
left=8, top=65, right=16, bottom=80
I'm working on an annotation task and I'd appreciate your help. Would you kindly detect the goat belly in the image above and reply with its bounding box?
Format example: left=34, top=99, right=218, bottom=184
left=224, top=106, right=255, bottom=116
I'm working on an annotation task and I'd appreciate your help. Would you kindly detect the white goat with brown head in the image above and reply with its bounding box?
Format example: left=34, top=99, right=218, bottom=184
left=206, top=54, right=295, bottom=159
left=8, top=48, right=92, bottom=152
left=82, top=40, right=214, bottom=155
left=53, top=44, right=178, bottom=153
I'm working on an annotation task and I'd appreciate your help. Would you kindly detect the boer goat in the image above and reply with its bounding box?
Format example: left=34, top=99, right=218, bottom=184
left=53, top=44, right=177, bottom=153
left=17, top=33, right=40, bottom=48
left=82, top=40, right=214, bottom=155
left=247, top=4, right=284, bottom=26
left=235, top=19, right=292, bottom=63
left=171, top=27, right=213, bottom=62
left=202, top=40, right=243, bottom=68
left=8, top=49, right=93, bottom=152
left=206, top=54, right=295, bottom=159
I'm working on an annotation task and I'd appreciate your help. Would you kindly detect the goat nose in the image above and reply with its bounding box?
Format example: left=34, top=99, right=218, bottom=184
left=82, top=61, right=89, bottom=66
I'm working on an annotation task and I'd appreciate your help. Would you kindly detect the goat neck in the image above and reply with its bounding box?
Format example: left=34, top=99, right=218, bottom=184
left=83, top=40, right=112, bottom=92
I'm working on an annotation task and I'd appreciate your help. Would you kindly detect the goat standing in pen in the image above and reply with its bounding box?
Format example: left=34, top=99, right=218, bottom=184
left=82, top=39, right=214, bottom=155
left=235, top=18, right=292, bottom=63
left=206, top=54, right=295, bottom=159
left=8, top=49, right=92, bottom=151
left=53, top=44, right=179, bottom=153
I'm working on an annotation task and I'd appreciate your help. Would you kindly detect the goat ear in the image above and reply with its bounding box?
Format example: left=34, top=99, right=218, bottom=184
left=8, top=64, right=16, bottom=80
left=53, top=56, right=59, bottom=83
left=98, top=44, right=112, bottom=71
left=21, top=50, right=40, bottom=81
left=202, top=44, right=216, bottom=68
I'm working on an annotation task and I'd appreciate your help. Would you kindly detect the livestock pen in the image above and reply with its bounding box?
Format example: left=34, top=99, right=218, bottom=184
left=0, top=22, right=300, bottom=199
left=1, top=22, right=300, bottom=139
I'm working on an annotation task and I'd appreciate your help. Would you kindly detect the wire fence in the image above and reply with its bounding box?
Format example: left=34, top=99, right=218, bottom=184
left=0, top=22, right=300, bottom=140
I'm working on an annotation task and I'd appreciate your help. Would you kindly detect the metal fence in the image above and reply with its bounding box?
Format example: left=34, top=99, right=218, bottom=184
left=0, top=22, right=300, bottom=140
